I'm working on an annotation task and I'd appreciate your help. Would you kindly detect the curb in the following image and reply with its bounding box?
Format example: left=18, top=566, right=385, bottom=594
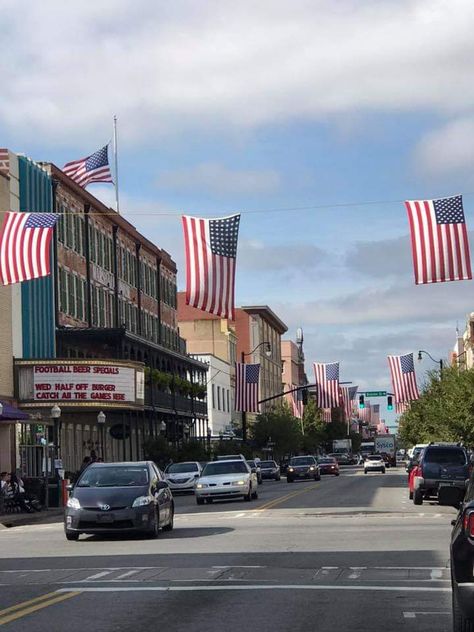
left=0, top=509, right=63, bottom=529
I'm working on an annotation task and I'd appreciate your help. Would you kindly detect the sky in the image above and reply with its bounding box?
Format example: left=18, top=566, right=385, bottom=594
left=2, top=0, right=474, bottom=428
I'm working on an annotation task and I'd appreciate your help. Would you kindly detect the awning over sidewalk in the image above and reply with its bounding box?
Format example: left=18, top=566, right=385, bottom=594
left=0, top=402, right=30, bottom=421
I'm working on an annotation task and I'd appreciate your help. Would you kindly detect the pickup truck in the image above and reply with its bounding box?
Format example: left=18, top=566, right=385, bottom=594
left=412, top=443, right=471, bottom=505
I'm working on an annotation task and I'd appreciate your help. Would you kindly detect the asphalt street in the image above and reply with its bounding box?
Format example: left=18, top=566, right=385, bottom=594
left=0, top=467, right=456, bottom=631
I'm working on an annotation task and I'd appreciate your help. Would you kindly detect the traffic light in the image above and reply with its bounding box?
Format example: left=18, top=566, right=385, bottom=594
left=301, top=388, right=308, bottom=405
left=358, top=394, right=365, bottom=409
left=387, top=395, right=393, bottom=411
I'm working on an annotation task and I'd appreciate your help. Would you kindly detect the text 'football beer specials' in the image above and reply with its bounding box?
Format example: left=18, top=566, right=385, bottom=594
left=33, top=364, right=135, bottom=403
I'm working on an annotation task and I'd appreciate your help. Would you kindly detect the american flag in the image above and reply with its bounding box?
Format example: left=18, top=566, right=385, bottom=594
left=396, top=401, right=409, bottom=414
left=182, top=214, right=240, bottom=319
left=314, top=362, right=340, bottom=408
left=235, top=362, right=260, bottom=413
left=370, top=404, right=380, bottom=427
left=388, top=353, right=419, bottom=403
left=359, top=400, right=372, bottom=423
left=63, top=145, right=113, bottom=188
left=0, top=212, right=58, bottom=285
left=405, top=195, right=472, bottom=284
left=289, top=388, right=304, bottom=419
left=322, top=409, right=332, bottom=423
left=0, top=149, right=9, bottom=176
left=341, top=385, right=358, bottom=421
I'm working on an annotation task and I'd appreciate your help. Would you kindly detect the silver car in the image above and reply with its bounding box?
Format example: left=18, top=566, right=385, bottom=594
left=195, top=459, right=258, bottom=505
left=164, top=461, right=202, bottom=492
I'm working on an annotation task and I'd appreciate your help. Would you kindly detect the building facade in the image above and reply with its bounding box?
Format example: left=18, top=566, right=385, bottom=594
left=191, top=354, right=233, bottom=437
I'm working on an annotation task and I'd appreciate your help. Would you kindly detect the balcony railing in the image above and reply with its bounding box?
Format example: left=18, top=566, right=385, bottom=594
left=145, top=384, right=207, bottom=417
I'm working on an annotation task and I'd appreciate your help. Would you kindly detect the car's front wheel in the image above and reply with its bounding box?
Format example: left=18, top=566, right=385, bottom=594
left=287, top=478, right=294, bottom=483
left=162, top=505, right=174, bottom=532
left=364, top=470, right=368, bottom=474
left=196, top=497, right=205, bottom=505
left=413, top=489, right=423, bottom=505
left=244, top=485, right=252, bottom=501
left=409, top=490, right=413, bottom=500
left=148, top=510, right=159, bottom=539
left=65, top=530, right=79, bottom=541
left=453, top=582, right=474, bottom=631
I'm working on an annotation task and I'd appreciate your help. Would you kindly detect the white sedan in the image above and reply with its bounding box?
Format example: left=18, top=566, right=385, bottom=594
left=164, top=461, right=202, bottom=492
left=195, top=459, right=258, bottom=504
left=364, top=455, right=386, bottom=474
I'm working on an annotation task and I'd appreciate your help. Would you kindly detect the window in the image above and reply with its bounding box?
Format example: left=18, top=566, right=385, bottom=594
left=74, top=215, right=83, bottom=255
left=57, top=207, right=66, bottom=243
left=75, top=275, right=84, bottom=320
left=89, top=225, right=96, bottom=262
left=65, top=212, right=74, bottom=249
left=98, top=287, right=105, bottom=327
left=217, top=386, right=221, bottom=411
left=227, top=390, right=230, bottom=413
left=91, top=285, right=98, bottom=326
left=212, top=384, right=215, bottom=409
left=68, top=272, right=76, bottom=317
left=59, top=268, right=68, bottom=313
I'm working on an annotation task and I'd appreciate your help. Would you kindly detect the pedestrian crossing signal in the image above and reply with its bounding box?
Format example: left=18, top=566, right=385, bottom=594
left=358, top=395, right=365, bottom=409
left=387, top=395, right=393, bottom=411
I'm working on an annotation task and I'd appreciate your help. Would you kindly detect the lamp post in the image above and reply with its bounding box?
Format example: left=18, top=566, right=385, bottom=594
left=184, top=423, right=190, bottom=443
left=417, top=350, right=443, bottom=372
left=241, top=341, right=272, bottom=443
left=207, top=426, right=212, bottom=451
left=97, top=411, right=106, bottom=461
left=159, top=420, right=167, bottom=435
left=51, top=404, right=61, bottom=462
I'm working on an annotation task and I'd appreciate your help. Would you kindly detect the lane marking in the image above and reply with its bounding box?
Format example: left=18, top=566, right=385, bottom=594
left=114, top=570, right=140, bottom=580
left=403, top=611, right=450, bottom=618
left=0, top=592, right=81, bottom=626
left=257, top=481, right=321, bottom=511
left=83, top=571, right=112, bottom=581
left=57, top=584, right=452, bottom=593
left=0, top=592, right=61, bottom=616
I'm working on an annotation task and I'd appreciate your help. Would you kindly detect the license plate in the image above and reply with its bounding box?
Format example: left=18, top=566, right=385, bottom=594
left=298, top=473, right=306, bottom=477
left=97, top=514, right=114, bottom=523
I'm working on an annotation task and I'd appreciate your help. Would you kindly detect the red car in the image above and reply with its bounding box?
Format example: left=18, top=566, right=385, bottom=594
left=318, top=457, right=340, bottom=476
left=408, top=464, right=420, bottom=499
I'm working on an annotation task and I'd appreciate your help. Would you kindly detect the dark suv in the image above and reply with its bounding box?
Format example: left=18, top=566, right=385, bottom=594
left=442, top=473, right=474, bottom=630
left=413, top=443, right=470, bottom=506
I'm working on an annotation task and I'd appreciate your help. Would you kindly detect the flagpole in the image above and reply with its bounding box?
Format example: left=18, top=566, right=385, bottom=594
left=113, top=115, right=120, bottom=214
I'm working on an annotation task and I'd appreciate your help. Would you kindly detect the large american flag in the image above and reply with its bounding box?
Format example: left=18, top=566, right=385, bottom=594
left=314, top=362, right=340, bottom=408
left=182, top=214, right=240, bottom=319
left=341, top=385, right=358, bottom=421
left=359, top=400, right=371, bottom=423
left=235, top=362, right=260, bottom=413
left=289, top=388, right=304, bottom=419
left=370, top=404, right=380, bottom=427
left=0, top=212, right=58, bottom=285
left=396, top=401, right=410, bottom=414
left=322, top=409, right=332, bottom=423
left=63, top=145, right=113, bottom=188
left=0, top=149, right=9, bottom=176
left=405, top=195, right=472, bottom=284
left=388, top=353, right=419, bottom=403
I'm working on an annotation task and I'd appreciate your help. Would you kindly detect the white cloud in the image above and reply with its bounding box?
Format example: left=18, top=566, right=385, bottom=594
left=156, top=163, right=280, bottom=195
left=414, top=116, right=474, bottom=174
left=2, top=0, right=474, bottom=145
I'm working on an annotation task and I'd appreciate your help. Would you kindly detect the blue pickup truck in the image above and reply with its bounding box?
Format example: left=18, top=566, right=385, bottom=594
left=412, top=443, right=471, bottom=505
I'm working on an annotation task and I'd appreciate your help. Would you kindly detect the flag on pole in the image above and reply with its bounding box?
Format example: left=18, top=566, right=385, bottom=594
left=405, top=195, right=472, bottom=284
left=341, top=385, right=358, bottom=421
left=182, top=214, right=240, bottom=319
left=314, top=362, right=340, bottom=408
left=63, top=144, right=113, bottom=188
left=388, top=353, right=419, bottom=403
left=359, top=400, right=371, bottom=423
left=322, top=409, right=332, bottom=423
left=370, top=404, right=380, bottom=427
left=396, top=401, right=409, bottom=414
left=0, top=212, right=58, bottom=285
left=289, top=388, right=304, bottom=419
left=235, top=362, right=260, bottom=413
left=0, top=149, right=9, bottom=176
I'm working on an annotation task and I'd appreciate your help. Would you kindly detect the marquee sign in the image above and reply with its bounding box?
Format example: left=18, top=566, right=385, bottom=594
left=15, top=359, right=145, bottom=410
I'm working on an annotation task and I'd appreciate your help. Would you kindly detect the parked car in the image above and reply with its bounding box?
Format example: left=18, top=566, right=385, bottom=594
left=164, top=461, right=202, bottom=493
left=247, top=459, right=263, bottom=484
left=406, top=443, right=428, bottom=475
left=259, top=460, right=281, bottom=481
left=195, top=459, right=258, bottom=504
left=318, top=456, right=340, bottom=476
left=286, top=456, right=320, bottom=482
left=64, top=461, right=174, bottom=541
left=412, top=443, right=470, bottom=506
left=364, top=454, right=386, bottom=474
left=328, top=452, right=351, bottom=465
left=439, top=481, right=474, bottom=631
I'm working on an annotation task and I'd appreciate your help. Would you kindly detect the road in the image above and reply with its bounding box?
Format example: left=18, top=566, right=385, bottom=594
left=0, top=467, right=456, bottom=631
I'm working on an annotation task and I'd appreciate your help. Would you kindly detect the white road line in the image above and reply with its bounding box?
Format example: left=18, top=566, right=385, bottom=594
left=114, top=570, right=140, bottom=580
left=83, top=571, right=113, bottom=581
left=348, top=571, right=361, bottom=579
left=57, top=584, right=452, bottom=594
left=403, top=611, right=450, bottom=618
left=430, top=569, right=443, bottom=580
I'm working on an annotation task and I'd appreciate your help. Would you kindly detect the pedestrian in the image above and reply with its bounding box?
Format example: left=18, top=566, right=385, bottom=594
left=79, top=456, right=92, bottom=473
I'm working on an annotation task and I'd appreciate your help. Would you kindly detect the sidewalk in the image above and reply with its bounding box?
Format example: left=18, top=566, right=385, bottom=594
left=0, top=508, right=64, bottom=529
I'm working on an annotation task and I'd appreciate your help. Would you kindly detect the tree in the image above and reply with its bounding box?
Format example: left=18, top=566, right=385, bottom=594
left=251, top=402, right=302, bottom=460
left=398, top=366, right=474, bottom=446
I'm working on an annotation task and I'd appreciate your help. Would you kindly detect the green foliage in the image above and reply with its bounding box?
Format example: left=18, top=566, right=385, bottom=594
left=143, top=437, right=210, bottom=469
left=398, top=366, right=474, bottom=446
left=214, top=440, right=253, bottom=459
left=251, top=402, right=302, bottom=460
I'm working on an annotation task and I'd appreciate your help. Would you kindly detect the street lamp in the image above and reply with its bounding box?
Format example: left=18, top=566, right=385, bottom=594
left=184, top=422, right=190, bottom=442
left=159, top=420, right=167, bottom=434
left=206, top=426, right=212, bottom=450
left=97, top=411, right=106, bottom=461
left=241, top=341, right=272, bottom=443
left=51, top=404, right=61, bottom=462
left=417, top=350, right=443, bottom=372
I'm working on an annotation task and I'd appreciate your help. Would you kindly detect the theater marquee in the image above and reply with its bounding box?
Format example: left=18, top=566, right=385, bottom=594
left=15, top=359, right=145, bottom=409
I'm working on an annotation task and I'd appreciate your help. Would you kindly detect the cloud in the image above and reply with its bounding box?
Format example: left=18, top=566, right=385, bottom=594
left=345, top=235, right=412, bottom=279
left=414, top=117, right=474, bottom=174
left=156, top=163, right=280, bottom=195
left=2, top=1, right=474, bottom=144
left=238, top=239, right=325, bottom=272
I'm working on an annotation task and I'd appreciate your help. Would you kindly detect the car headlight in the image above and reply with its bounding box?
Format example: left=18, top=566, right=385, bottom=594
left=231, top=480, right=247, bottom=486
left=288, top=467, right=294, bottom=472
left=196, top=483, right=208, bottom=489
left=309, top=466, right=315, bottom=471
left=132, top=495, right=154, bottom=507
left=67, top=497, right=80, bottom=510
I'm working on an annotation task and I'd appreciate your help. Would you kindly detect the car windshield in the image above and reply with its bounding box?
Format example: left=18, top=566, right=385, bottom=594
left=367, top=456, right=382, bottom=461
left=247, top=460, right=256, bottom=467
left=77, top=466, right=149, bottom=487
left=424, top=448, right=466, bottom=465
left=290, top=457, right=314, bottom=466
left=319, top=458, right=336, bottom=464
left=202, top=461, right=248, bottom=476
left=166, top=462, right=199, bottom=474
left=260, top=461, right=276, bottom=468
